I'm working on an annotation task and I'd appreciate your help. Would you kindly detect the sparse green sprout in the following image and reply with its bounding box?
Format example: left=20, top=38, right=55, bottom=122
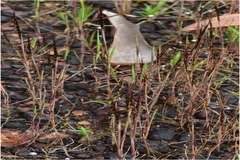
left=170, top=51, right=181, bottom=68
left=33, top=105, right=37, bottom=115
left=63, top=48, right=69, bottom=61
left=72, top=50, right=80, bottom=61
left=24, top=77, right=30, bottom=87
left=109, top=47, right=115, bottom=59
left=87, top=99, right=111, bottom=105
left=66, top=11, right=74, bottom=19
left=40, top=69, right=44, bottom=81
left=63, top=122, right=68, bottom=128
left=58, top=67, right=66, bottom=83
left=214, top=75, right=229, bottom=89
left=110, top=66, right=119, bottom=83
left=96, top=30, right=101, bottom=61
left=57, top=12, right=70, bottom=31
left=77, top=0, right=95, bottom=26
left=57, top=0, right=96, bottom=31
left=80, top=126, right=90, bottom=139
left=135, top=34, right=139, bottom=47
left=228, top=26, right=239, bottom=42
left=139, top=1, right=172, bottom=18
left=131, top=64, right=136, bottom=84
left=34, top=0, right=40, bottom=19
left=31, top=37, right=38, bottom=48
left=142, top=63, right=148, bottom=72
left=140, top=1, right=167, bottom=17
left=235, top=119, right=239, bottom=125
left=229, top=91, right=239, bottom=97
left=89, top=31, right=96, bottom=47
left=57, top=12, right=65, bottom=21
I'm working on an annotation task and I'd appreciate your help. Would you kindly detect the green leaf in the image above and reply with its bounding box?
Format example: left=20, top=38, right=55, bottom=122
left=236, top=119, right=239, bottom=125
left=85, top=99, right=110, bottom=105
left=142, top=63, right=148, bottom=72
left=89, top=31, right=96, bottom=46
left=58, top=67, right=66, bottom=83
left=63, top=48, right=69, bottom=61
left=143, top=1, right=167, bottom=16
left=66, top=11, right=74, bottom=19
left=131, top=64, right=135, bottom=83
left=228, top=26, right=239, bottom=42
left=96, top=30, right=101, bottom=60
left=170, top=59, right=174, bottom=68
left=138, top=11, right=147, bottom=17
left=139, top=1, right=171, bottom=18
left=145, top=4, right=152, bottom=13
left=109, top=47, right=115, bottom=59
left=170, top=51, right=181, bottom=68
left=63, top=122, right=68, bottom=127
left=34, top=0, right=40, bottom=14
left=80, top=126, right=89, bottom=139
left=149, top=1, right=167, bottom=15
left=110, top=66, right=119, bottom=83
left=33, top=105, right=37, bottom=115
left=57, top=12, right=65, bottom=21
left=80, top=0, right=85, bottom=8
left=31, top=37, right=38, bottom=48
left=77, top=6, right=95, bottom=25
left=40, top=69, right=44, bottom=81
left=135, top=34, right=139, bottom=47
